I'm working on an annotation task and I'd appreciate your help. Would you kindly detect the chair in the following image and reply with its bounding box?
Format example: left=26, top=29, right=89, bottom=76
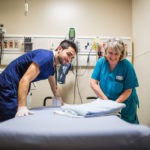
left=43, top=96, right=53, bottom=106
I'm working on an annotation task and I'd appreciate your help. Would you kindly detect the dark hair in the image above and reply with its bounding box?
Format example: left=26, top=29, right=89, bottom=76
left=59, top=40, right=78, bottom=53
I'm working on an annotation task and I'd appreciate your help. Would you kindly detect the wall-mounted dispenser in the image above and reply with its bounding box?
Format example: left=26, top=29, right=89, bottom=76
left=24, top=37, right=32, bottom=52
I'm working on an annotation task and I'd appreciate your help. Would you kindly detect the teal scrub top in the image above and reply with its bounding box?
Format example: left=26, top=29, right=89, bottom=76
left=91, top=57, right=139, bottom=124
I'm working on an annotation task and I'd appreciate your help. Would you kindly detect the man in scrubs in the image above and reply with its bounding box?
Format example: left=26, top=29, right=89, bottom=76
left=90, top=38, right=139, bottom=124
left=0, top=40, right=78, bottom=122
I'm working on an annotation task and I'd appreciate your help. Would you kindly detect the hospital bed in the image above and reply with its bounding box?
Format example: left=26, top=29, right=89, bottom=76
left=0, top=106, right=150, bottom=150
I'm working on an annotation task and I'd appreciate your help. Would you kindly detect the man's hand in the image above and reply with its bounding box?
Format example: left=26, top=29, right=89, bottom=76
left=15, top=106, right=34, bottom=117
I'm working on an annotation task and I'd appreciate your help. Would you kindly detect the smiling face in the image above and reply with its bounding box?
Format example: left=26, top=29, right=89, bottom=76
left=56, top=46, right=76, bottom=65
left=105, top=48, right=121, bottom=65
left=104, top=39, right=127, bottom=66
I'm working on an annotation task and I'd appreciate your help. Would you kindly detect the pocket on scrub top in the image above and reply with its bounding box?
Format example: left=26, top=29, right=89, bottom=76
left=111, top=81, right=123, bottom=95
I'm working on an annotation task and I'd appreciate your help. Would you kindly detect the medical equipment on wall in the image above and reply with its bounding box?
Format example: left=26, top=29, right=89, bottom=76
left=66, top=27, right=76, bottom=42
left=68, top=27, right=76, bottom=42
left=0, top=24, right=6, bottom=65
left=67, top=27, right=83, bottom=103
left=57, top=27, right=76, bottom=84
left=0, top=24, right=5, bottom=38
left=57, top=63, right=71, bottom=84
left=24, top=37, right=32, bottom=52
left=92, top=37, right=105, bottom=59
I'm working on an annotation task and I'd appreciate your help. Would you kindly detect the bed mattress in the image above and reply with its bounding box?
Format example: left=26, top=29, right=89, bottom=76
left=0, top=106, right=150, bottom=150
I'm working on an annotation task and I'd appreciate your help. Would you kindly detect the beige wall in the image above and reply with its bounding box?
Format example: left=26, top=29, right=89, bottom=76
left=132, top=0, right=150, bottom=125
left=0, top=0, right=132, bottom=36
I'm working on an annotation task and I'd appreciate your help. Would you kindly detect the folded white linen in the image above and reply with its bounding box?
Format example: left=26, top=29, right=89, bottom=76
left=54, top=98, right=126, bottom=118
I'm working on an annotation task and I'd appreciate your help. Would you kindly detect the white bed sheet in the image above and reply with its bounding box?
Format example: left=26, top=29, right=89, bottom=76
left=55, top=99, right=126, bottom=117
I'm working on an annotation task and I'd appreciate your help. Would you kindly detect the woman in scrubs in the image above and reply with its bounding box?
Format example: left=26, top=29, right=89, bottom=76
left=0, top=40, right=78, bottom=122
left=90, top=38, right=139, bottom=124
